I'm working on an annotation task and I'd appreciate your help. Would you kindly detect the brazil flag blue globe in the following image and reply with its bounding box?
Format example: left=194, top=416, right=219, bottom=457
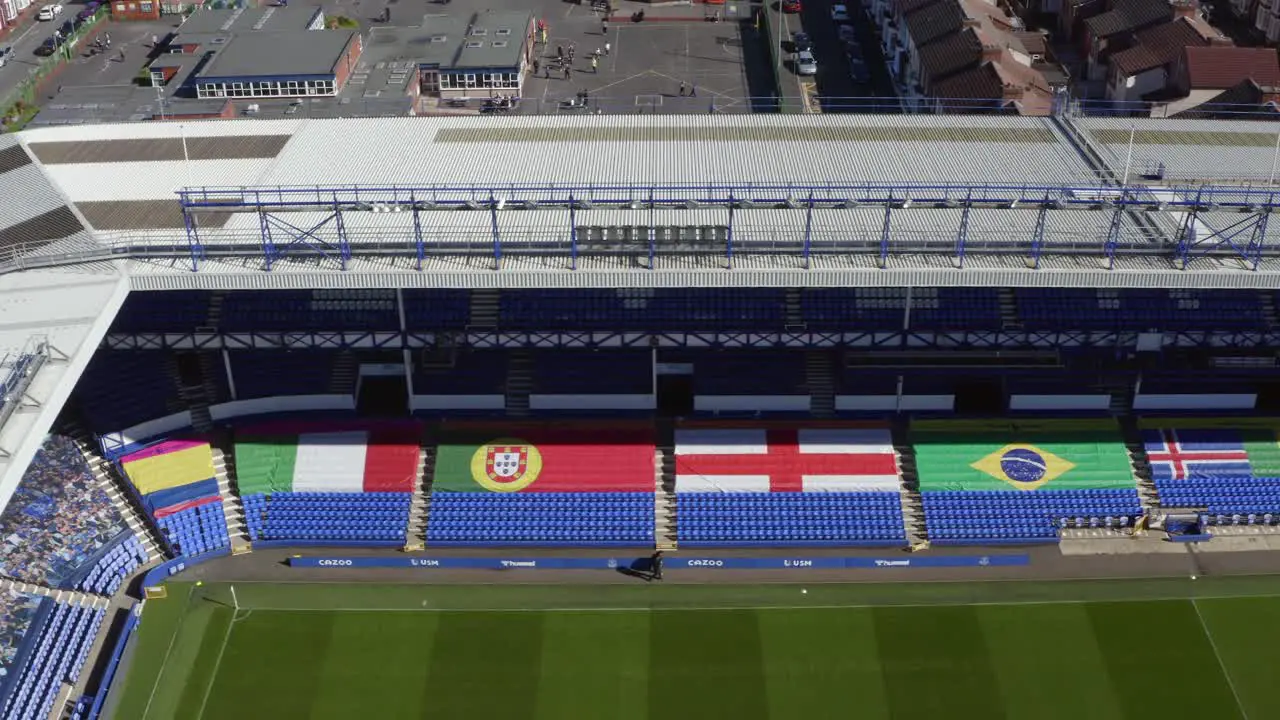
left=912, top=420, right=1137, bottom=492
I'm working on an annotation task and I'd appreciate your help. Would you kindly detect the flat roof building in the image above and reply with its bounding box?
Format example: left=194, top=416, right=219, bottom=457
left=194, top=30, right=362, bottom=100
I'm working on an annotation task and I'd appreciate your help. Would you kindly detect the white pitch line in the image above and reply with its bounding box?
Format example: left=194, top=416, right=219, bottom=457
left=1191, top=599, right=1251, bottom=720
left=187, top=591, right=1280, bottom=615
left=194, top=610, right=239, bottom=720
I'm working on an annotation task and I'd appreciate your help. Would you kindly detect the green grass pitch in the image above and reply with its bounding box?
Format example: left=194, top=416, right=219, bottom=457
left=113, top=579, right=1280, bottom=720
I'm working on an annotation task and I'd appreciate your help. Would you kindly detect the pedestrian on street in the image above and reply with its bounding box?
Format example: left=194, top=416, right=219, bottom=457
left=557, top=44, right=564, bottom=58
left=533, top=59, right=540, bottom=75
left=678, top=82, right=687, bottom=96
left=591, top=56, right=598, bottom=73
left=604, top=41, right=611, bottom=56
left=564, top=65, right=572, bottom=79
left=690, top=84, right=697, bottom=97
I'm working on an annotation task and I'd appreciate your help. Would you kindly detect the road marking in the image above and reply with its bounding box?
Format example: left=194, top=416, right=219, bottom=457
left=1191, top=599, right=1251, bottom=720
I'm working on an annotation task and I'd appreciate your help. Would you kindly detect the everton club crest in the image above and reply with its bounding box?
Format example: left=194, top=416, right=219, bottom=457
left=470, top=438, right=544, bottom=492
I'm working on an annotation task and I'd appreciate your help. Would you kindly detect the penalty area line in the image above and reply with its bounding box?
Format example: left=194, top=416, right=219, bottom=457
left=1191, top=599, right=1251, bottom=720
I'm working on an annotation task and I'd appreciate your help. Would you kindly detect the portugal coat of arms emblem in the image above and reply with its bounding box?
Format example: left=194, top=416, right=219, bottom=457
left=485, top=446, right=529, bottom=483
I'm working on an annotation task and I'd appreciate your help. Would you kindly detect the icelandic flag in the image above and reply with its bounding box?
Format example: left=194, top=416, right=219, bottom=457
left=1142, top=429, right=1252, bottom=481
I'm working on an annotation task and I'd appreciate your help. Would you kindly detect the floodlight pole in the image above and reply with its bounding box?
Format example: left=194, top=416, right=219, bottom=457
left=802, top=191, right=814, bottom=269
left=568, top=194, right=579, bottom=271
left=1269, top=130, right=1280, bottom=185
left=1121, top=124, right=1135, bottom=186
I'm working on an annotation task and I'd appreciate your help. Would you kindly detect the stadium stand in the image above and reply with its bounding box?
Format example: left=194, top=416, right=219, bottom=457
left=413, top=350, right=508, bottom=399
left=0, top=598, right=105, bottom=720
left=108, top=291, right=210, bottom=334
left=76, top=534, right=148, bottom=596
left=693, top=352, right=809, bottom=398
left=0, top=591, right=42, bottom=689
left=673, top=425, right=907, bottom=546
left=1015, top=289, right=1271, bottom=332
left=221, top=289, right=401, bottom=331
left=529, top=351, right=652, bottom=395
left=0, top=435, right=132, bottom=589
left=229, top=350, right=346, bottom=399
left=119, top=440, right=229, bottom=557
left=1142, top=423, right=1280, bottom=525
left=803, top=288, right=1003, bottom=331
left=236, top=420, right=420, bottom=545
left=74, top=352, right=180, bottom=433
left=427, top=423, right=655, bottom=546
left=402, top=289, right=472, bottom=329
left=498, top=289, right=786, bottom=331
left=914, top=420, right=1143, bottom=544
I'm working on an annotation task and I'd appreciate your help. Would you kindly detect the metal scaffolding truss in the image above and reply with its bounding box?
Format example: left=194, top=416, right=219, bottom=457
left=100, top=328, right=1280, bottom=351
left=176, top=182, right=1280, bottom=273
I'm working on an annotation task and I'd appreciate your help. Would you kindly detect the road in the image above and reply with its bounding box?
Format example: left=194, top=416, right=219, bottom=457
left=0, top=1, right=83, bottom=103
left=774, top=0, right=899, bottom=112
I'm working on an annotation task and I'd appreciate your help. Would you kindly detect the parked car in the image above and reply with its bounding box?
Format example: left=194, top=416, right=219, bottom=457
left=791, top=31, right=812, bottom=52
left=34, top=35, right=60, bottom=56
left=781, top=0, right=802, bottom=12
left=0, top=46, right=12, bottom=67
left=36, top=4, right=62, bottom=21
left=831, top=3, right=851, bottom=21
left=796, top=50, right=818, bottom=75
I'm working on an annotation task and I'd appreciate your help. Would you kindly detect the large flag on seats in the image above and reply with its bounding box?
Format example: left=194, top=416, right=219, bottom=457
left=1142, top=427, right=1280, bottom=480
left=235, top=422, right=421, bottom=494
left=914, top=420, right=1135, bottom=492
left=674, top=426, right=899, bottom=492
left=432, top=424, right=654, bottom=492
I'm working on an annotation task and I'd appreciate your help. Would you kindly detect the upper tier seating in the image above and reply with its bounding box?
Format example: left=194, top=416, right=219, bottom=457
left=803, top=287, right=1002, bottom=331
left=677, top=493, right=907, bottom=546
left=427, top=493, right=653, bottom=546
left=1142, top=425, right=1280, bottom=521
left=499, top=288, right=786, bottom=331
left=220, top=289, right=400, bottom=331
left=0, top=435, right=130, bottom=589
left=913, top=419, right=1142, bottom=544
left=402, top=289, right=471, bottom=330
left=75, top=352, right=179, bottom=432
left=109, top=291, right=210, bottom=333
left=0, top=600, right=105, bottom=720
left=120, top=440, right=228, bottom=558
left=1016, top=288, right=1269, bottom=331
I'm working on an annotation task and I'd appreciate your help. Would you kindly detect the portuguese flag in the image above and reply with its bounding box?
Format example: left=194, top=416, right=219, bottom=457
left=432, top=424, right=655, bottom=493
left=914, top=420, right=1135, bottom=492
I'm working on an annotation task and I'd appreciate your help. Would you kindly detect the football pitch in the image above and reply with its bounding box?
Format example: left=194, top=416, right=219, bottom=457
left=113, top=577, right=1280, bottom=720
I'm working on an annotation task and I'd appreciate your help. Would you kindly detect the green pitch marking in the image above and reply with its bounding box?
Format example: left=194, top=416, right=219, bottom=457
left=1193, top=597, right=1280, bottom=719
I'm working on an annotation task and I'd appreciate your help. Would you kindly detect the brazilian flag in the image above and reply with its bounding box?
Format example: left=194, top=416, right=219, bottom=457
left=914, top=421, right=1136, bottom=492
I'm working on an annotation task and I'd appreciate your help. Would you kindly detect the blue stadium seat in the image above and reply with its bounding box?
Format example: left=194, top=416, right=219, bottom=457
left=921, top=489, right=1143, bottom=545
left=676, top=492, right=907, bottom=547
left=244, top=492, right=412, bottom=545
left=426, top=493, right=653, bottom=546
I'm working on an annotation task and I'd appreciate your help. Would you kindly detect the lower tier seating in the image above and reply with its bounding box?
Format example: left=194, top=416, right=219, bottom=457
left=243, top=492, right=411, bottom=544
left=676, top=493, right=907, bottom=547
left=155, top=503, right=230, bottom=557
left=1, top=601, right=104, bottom=720
left=76, top=534, right=147, bottom=596
left=1156, top=477, right=1280, bottom=521
left=922, top=489, right=1143, bottom=544
left=427, top=493, right=654, bottom=546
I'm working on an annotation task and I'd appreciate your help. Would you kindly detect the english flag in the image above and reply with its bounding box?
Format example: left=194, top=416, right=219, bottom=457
left=674, top=427, right=900, bottom=493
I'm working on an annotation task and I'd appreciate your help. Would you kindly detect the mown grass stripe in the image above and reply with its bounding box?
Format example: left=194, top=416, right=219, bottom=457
left=648, top=609, right=768, bottom=720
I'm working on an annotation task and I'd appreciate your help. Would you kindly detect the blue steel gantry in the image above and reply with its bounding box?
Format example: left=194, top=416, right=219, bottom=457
left=176, top=182, right=1280, bottom=273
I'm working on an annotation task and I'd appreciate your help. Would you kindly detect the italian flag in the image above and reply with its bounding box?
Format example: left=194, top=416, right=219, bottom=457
left=433, top=424, right=655, bottom=492
left=675, top=426, right=900, bottom=492
left=234, top=422, right=421, bottom=495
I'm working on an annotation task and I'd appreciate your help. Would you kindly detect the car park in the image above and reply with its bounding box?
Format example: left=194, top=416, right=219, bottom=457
left=831, top=4, right=851, bottom=21
left=36, top=4, right=62, bottom=21
left=795, top=50, right=818, bottom=75
left=791, top=31, right=812, bottom=53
